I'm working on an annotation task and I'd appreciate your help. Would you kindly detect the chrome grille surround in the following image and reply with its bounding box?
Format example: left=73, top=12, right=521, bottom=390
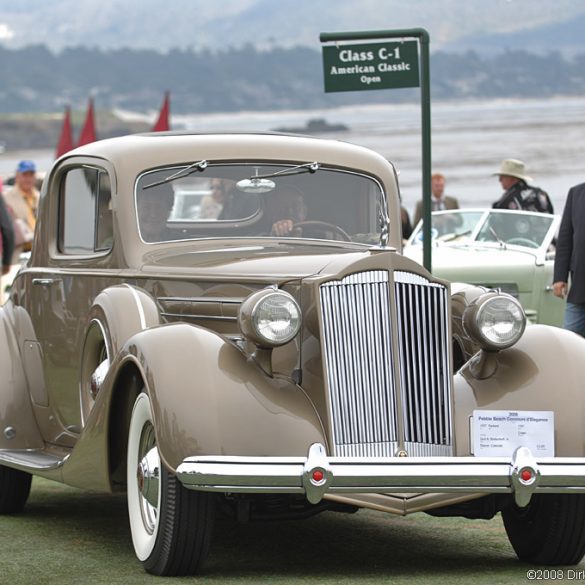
left=319, top=269, right=453, bottom=458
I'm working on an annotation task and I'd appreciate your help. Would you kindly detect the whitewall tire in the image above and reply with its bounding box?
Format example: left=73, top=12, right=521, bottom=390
left=127, top=392, right=215, bottom=575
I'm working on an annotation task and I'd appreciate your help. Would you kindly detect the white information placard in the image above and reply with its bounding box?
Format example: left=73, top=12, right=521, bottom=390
left=472, top=410, right=554, bottom=457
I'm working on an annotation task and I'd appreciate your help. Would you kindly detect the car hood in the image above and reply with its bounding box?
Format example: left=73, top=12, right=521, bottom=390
left=139, top=241, right=379, bottom=282
left=404, top=244, right=538, bottom=291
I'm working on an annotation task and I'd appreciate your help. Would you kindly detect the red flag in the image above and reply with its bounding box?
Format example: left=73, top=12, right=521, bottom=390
left=77, top=98, right=97, bottom=146
left=55, top=105, right=74, bottom=158
left=152, top=92, right=170, bottom=132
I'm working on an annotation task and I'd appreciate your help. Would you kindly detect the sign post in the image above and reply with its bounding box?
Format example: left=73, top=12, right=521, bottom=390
left=320, top=28, right=432, bottom=272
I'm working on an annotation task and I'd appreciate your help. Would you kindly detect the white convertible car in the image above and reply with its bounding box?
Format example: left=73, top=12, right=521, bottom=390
left=404, top=208, right=565, bottom=326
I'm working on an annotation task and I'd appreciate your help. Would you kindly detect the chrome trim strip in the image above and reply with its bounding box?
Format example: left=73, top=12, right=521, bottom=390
left=158, top=296, right=243, bottom=304
left=176, top=444, right=585, bottom=507
left=160, top=311, right=237, bottom=321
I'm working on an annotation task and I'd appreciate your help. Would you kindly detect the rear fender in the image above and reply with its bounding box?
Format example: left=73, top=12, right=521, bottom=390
left=0, top=303, right=44, bottom=449
left=124, top=323, right=326, bottom=471
left=453, top=325, right=585, bottom=456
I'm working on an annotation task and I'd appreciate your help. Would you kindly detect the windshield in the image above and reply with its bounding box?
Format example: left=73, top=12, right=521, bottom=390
left=408, top=209, right=556, bottom=250
left=135, top=163, right=384, bottom=244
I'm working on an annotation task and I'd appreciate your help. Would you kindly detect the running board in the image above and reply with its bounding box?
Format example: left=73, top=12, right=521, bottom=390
left=0, top=449, right=68, bottom=471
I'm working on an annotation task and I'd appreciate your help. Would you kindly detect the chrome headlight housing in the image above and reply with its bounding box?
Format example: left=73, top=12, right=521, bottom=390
left=238, top=289, right=301, bottom=348
left=464, top=293, right=526, bottom=351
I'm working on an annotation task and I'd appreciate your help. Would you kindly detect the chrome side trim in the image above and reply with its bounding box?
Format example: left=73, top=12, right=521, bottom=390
left=157, top=296, right=243, bottom=304
left=160, top=312, right=237, bottom=322
left=176, top=443, right=585, bottom=507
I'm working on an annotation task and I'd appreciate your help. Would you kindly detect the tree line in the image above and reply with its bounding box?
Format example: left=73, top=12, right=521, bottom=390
left=1, top=44, right=584, bottom=115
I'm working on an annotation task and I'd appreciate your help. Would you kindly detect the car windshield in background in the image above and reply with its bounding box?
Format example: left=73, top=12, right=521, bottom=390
left=135, top=163, right=384, bottom=244
left=409, top=209, right=556, bottom=250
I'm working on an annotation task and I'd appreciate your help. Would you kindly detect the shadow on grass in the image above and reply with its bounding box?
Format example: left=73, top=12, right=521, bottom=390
left=1, top=477, right=581, bottom=584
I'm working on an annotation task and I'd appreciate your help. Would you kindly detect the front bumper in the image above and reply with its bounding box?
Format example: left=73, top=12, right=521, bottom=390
left=176, top=443, right=585, bottom=508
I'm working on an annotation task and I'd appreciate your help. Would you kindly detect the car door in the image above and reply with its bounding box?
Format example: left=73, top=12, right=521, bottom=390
left=23, top=164, right=114, bottom=445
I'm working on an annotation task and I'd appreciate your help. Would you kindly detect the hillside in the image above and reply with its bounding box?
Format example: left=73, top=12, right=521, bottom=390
left=1, top=0, right=585, bottom=55
left=0, top=43, right=584, bottom=123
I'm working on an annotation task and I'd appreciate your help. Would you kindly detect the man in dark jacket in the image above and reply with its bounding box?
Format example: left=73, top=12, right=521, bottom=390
left=553, top=182, right=585, bottom=336
left=492, top=158, right=554, bottom=213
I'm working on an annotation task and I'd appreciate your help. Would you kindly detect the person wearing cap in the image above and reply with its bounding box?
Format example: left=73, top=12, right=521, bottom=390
left=3, top=160, right=40, bottom=262
left=553, top=181, right=585, bottom=337
left=0, top=176, right=15, bottom=279
left=492, top=158, right=553, bottom=213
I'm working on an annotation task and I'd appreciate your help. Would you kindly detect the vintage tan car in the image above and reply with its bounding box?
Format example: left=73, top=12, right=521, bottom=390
left=2, top=132, right=585, bottom=576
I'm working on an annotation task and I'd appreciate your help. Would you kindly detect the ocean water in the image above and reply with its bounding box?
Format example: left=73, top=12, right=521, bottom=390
left=2, top=96, right=584, bottom=218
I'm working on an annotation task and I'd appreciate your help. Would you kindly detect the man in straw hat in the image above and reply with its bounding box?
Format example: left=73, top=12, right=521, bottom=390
left=492, top=158, right=553, bottom=213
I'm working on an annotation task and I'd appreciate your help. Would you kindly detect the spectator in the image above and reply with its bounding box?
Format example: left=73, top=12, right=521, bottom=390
left=413, top=172, right=459, bottom=226
left=3, top=160, right=39, bottom=262
left=0, top=177, right=15, bottom=278
left=553, top=182, right=585, bottom=336
left=137, top=185, right=175, bottom=242
left=492, top=159, right=553, bottom=213
left=401, top=206, right=412, bottom=240
left=200, top=178, right=229, bottom=219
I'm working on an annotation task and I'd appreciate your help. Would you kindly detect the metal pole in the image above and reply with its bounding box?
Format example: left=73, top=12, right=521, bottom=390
left=418, top=30, right=432, bottom=273
left=320, top=28, right=432, bottom=272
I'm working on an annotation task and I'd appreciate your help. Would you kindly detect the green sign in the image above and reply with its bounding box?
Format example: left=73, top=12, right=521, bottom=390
left=322, top=40, right=420, bottom=93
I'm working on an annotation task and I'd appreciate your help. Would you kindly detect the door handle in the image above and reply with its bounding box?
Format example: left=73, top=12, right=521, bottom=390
left=32, top=278, right=58, bottom=286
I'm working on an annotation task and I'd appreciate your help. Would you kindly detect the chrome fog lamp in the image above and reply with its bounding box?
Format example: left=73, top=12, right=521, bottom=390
left=466, top=293, right=526, bottom=351
left=239, top=289, right=301, bottom=348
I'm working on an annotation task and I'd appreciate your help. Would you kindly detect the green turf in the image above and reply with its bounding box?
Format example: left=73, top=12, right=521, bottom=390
left=1, top=477, right=582, bottom=584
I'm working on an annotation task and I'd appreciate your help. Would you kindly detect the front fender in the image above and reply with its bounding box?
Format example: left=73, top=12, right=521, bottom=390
left=86, top=284, right=161, bottom=357
left=453, top=324, right=585, bottom=456
left=124, top=323, right=326, bottom=471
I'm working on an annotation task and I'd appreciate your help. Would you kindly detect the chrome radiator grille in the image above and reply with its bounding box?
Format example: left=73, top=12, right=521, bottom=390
left=319, top=270, right=453, bottom=458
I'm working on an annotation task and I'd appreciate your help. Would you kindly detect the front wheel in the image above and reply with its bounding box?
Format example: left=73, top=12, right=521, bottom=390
left=127, top=392, right=215, bottom=576
left=502, top=494, right=585, bottom=565
left=0, top=465, right=32, bottom=514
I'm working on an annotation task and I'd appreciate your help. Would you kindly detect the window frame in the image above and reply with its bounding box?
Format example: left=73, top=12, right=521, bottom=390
left=57, top=164, right=113, bottom=257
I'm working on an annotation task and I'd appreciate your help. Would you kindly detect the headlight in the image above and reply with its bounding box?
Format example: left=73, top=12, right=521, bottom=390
left=464, top=293, right=526, bottom=351
left=239, top=289, right=301, bottom=348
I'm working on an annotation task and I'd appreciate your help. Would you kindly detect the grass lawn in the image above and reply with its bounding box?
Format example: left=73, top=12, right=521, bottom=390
left=1, top=477, right=583, bottom=584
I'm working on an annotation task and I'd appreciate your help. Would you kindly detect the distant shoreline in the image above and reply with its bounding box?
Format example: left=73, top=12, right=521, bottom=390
left=0, top=111, right=150, bottom=152
left=2, top=94, right=584, bottom=153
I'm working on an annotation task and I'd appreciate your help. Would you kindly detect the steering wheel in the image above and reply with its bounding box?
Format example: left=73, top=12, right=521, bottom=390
left=291, top=221, right=352, bottom=242
left=507, top=237, right=539, bottom=248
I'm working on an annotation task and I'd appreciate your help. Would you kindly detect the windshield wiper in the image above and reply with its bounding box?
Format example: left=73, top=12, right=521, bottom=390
left=252, top=162, right=319, bottom=180
left=144, top=159, right=208, bottom=189
left=488, top=226, right=507, bottom=249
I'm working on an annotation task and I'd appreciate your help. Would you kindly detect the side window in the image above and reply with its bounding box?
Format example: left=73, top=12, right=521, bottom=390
left=59, top=167, right=112, bottom=254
